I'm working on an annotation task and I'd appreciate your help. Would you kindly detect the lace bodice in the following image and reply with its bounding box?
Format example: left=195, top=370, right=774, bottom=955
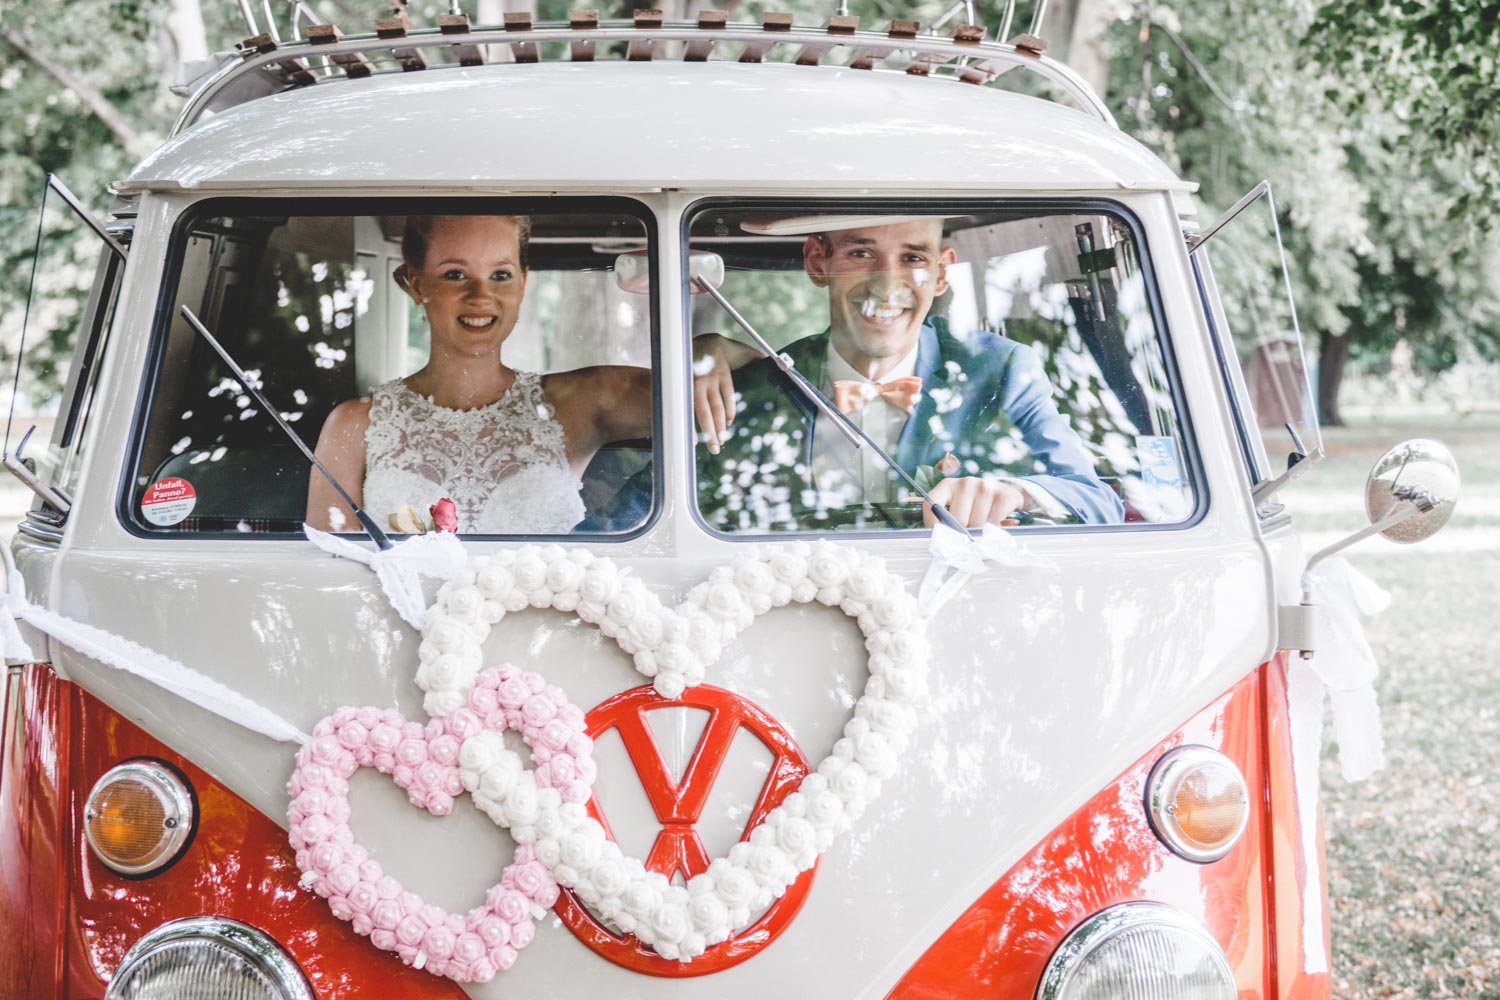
left=363, top=374, right=585, bottom=535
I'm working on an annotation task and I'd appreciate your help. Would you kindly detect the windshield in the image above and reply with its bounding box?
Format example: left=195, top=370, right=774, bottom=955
left=128, top=199, right=657, bottom=538
left=689, top=205, right=1197, bottom=534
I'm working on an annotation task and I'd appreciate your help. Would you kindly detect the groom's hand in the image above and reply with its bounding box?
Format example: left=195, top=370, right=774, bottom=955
left=923, top=476, right=1025, bottom=529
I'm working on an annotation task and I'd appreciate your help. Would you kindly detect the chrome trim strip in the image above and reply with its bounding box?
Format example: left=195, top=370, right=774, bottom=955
left=17, top=518, right=63, bottom=544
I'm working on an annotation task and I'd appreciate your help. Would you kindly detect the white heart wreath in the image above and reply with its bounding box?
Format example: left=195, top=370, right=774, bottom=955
left=418, top=541, right=928, bottom=962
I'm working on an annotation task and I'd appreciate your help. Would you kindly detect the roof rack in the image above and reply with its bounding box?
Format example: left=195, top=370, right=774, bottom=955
left=171, top=10, right=1116, bottom=138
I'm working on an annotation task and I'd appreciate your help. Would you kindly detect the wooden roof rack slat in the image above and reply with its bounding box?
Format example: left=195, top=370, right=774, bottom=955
left=307, top=24, right=374, bottom=78
left=848, top=19, right=917, bottom=70
left=909, top=23, right=986, bottom=78
left=627, top=9, right=663, bottom=62
left=375, top=12, right=427, bottom=71
left=439, top=13, right=483, bottom=67
left=505, top=12, right=538, bottom=64
left=685, top=10, right=725, bottom=61
left=793, top=14, right=856, bottom=66
left=238, top=33, right=316, bottom=85
left=738, top=12, right=791, bottom=63
left=569, top=10, right=598, bottom=61
left=1007, top=32, right=1047, bottom=57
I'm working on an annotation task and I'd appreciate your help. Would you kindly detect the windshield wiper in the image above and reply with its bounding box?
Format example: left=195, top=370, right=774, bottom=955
left=179, top=305, right=393, bottom=551
left=692, top=278, right=968, bottom=535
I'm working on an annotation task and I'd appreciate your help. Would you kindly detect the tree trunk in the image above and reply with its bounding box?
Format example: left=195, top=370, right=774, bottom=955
left=165, top=0, right=209, bottom=66
left=1317, top=329, right=1350, bottom=427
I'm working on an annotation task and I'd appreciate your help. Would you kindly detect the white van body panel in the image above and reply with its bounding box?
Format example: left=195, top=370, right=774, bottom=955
left=42, top=133, right=1278, bottom=994
left=121, top=63, right=1184, bottom=194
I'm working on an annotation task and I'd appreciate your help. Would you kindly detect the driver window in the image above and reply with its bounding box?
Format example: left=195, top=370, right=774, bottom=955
left=129, top=201, right=656, bottom=538
left=690, top=206, right=1195, bottom=534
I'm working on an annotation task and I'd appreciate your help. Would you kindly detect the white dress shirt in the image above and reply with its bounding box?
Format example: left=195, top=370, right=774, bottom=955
left=810, top=342, right=921, bottom=506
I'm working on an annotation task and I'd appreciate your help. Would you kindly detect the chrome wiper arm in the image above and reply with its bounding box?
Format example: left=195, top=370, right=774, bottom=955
left=693, top=279, right=967, bottom=535
left=179, top=305, right=393, bottom=551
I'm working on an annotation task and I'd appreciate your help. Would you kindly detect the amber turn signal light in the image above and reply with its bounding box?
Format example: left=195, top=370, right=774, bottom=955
left=84, top=761, right=194, bottom=876
left=1145, top=746, right=1249, bottom=863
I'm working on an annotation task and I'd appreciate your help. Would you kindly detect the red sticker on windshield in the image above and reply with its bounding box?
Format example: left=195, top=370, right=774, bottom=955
left=141, top=477, right=197, bottom=526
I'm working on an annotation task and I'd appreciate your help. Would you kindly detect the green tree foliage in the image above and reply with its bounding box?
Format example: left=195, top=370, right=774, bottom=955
left=1311, top=0, right=1500, bottom=222
left=1100, top=0, right=1500, bottom=421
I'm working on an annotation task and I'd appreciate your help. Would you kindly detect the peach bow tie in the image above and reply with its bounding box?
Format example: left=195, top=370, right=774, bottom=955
left=832, top=376, right=922, bottom=415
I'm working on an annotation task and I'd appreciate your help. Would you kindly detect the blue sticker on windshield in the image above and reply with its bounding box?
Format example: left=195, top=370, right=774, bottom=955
left=1136, top=436, right=1182, bottom=490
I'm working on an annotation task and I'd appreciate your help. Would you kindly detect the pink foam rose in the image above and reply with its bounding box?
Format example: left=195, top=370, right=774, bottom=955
left=372, top=899, right=403, bottom=930
left=395, top=915, right=427, bottom=947
left=521, top=696, right=556, bottom=728
left=395, top=738, right=427, bottom=768
left=453, top=931, right=486, bottom=964
left=336, top=720, right=369, bottom=750
left=327, top=863, right=359, bottom=896
left=299, top=815, right=331, bottom=845
left=476, top=914, right=511, bottom=948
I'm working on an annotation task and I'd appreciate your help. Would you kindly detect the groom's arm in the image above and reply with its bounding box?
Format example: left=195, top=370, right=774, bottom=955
left=990, top=340, right=1124, bottom=525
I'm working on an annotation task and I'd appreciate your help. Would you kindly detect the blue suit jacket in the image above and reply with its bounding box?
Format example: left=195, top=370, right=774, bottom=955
left=698, top=323, right=1124, bottom=529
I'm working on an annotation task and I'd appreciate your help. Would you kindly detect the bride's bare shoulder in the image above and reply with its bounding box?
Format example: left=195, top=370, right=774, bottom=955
left=316, top=396, right=374, bottom=447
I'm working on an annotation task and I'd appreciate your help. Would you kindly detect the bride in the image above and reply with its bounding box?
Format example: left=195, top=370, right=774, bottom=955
left=305, top=214, right=742, bottom=535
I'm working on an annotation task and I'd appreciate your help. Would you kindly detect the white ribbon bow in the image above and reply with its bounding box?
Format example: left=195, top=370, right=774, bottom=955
left=2, top=566, right=309, bottom=745
left=918, top=521, right=1055, bottom=615
left=1287, top=556, right=1391, bottom=974
left=303, top=525, right=468, bottom=629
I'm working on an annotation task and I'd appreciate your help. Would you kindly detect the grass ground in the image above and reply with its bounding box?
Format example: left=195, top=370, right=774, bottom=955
left=1287, top=413, right=1500, bottom=998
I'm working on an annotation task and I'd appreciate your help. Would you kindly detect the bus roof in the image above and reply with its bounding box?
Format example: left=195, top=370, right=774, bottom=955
left=121, top=61, right=1189, bottom=195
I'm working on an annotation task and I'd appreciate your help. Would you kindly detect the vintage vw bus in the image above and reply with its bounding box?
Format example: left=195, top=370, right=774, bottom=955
left=0, top=5, right=1461, bottom=999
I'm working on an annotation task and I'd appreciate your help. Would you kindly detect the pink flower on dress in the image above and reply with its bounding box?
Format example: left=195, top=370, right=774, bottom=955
left=430, top=498, right=458, bottom=533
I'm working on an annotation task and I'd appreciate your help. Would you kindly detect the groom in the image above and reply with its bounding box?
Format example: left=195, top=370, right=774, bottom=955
left=697, top=217, right=1123, bottom=531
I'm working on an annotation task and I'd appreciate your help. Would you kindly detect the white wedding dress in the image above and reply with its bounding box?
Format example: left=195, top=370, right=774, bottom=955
left=362, top=374, right=586, bottom=534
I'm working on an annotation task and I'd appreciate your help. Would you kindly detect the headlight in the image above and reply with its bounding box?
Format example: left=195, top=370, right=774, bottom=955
left=105, top=917, right=313, bottom=1000
left=1035, top=903, right=1237, bottom=1000
left=84, top=760, right=195, bottom=876
left=1145, top=745, right=1249, bottom=863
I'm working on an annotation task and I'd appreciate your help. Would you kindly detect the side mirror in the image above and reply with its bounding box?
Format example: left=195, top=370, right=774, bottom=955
left=614, top=250, right=725, bottom=295
left=1364, top=438, right=1460, bottom=544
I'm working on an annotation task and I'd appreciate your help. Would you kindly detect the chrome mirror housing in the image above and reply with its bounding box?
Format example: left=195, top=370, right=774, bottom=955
left=1364, top=438, right=1460, bottom=544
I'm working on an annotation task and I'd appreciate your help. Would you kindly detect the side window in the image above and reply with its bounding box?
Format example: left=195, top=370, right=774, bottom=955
left=127, top=200, right=657, bottom=538
left=690, top=204, right=1196, bottom=534
left=1190, top=181, right=1322, bottom=506
left=4, top=176, right=128, bottom=529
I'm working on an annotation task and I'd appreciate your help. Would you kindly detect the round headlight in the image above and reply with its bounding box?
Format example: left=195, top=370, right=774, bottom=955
left=105, top=917, right=313, bottom=1000
left=1145, top=745, right=1249, bottom=863
left=84, top=761, right=195, bottom=876
left=1035, top=903, right=1236, bottom=1000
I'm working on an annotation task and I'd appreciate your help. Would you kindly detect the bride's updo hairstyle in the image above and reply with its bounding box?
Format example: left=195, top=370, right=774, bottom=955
left=393, top=214, right=532, bottom=291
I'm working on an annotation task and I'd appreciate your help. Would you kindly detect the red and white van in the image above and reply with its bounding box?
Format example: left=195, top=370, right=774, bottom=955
left=0, top=7, right=1458, bottom=999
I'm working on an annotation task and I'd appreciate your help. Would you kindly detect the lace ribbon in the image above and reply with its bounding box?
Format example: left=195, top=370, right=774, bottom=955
left=2, top=568, right=310, bottom=745
left=303, top=525, right=468, bottom=628
left=1287, top=556, right=1392, bottom=974
left=918, top=521, right=1055, bottom=615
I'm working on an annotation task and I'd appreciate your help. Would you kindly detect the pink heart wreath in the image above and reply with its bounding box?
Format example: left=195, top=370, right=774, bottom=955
left=288, top=664, right=597, bottom=983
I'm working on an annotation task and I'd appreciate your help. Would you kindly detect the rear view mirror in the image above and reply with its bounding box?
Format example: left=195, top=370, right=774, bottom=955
left=613, top=250, right=724, bottom=294
left=1364, top=438, right=1460, bottom=544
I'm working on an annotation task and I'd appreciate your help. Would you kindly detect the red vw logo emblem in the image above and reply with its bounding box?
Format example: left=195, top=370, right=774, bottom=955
left=555, top=684, right=817, bottom=975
